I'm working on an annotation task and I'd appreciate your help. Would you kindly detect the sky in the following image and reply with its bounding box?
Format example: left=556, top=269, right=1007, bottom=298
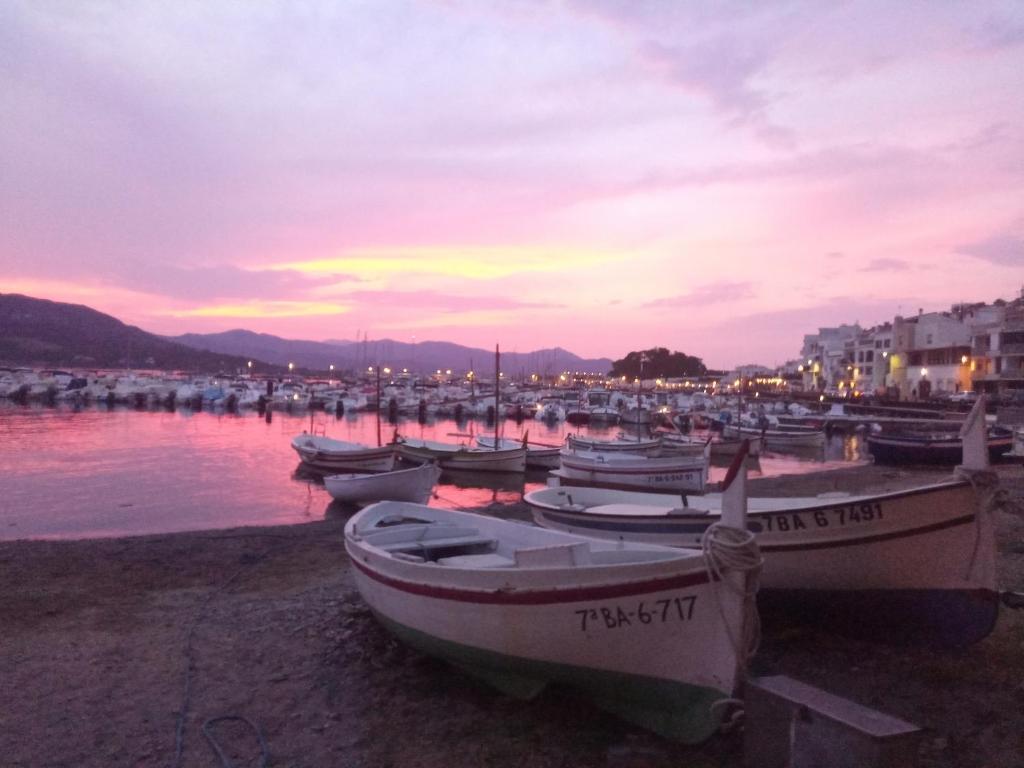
left=1, top=1, right=1022, bottom=369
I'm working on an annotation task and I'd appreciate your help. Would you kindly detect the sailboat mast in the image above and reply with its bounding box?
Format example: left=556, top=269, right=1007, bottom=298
left=494, top=344, right=500, bottom=450
left=376, top=365, right=382, bottom=448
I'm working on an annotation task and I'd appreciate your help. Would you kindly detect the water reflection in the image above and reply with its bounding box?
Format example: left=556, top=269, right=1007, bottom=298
left=0, top=403, right=868, bottom=541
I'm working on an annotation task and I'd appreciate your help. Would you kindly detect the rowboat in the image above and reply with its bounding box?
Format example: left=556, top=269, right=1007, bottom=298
left=291, top=434, right=396, bottom=473
left=324, top=462, right=441, bottom=505
left=476, top=436, right=561, bottom=469
left=344, top=459, right=760, bottom=742
left=527, top=400, right=1001, bottom=648
left=866, top=426, right=1013, bottom=465
left=657, top=432, right=728, bottom=458
left=566, top=434, right=663, bottom=456
left=721, top=423, right=825, bottom=450
left=555, top=447, right=709, bottom=494
left=395, top=436, right=527, bottom=473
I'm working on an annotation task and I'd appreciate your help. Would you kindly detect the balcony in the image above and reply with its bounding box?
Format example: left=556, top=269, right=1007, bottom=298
left=1001, top=342, right=1024, bottom=355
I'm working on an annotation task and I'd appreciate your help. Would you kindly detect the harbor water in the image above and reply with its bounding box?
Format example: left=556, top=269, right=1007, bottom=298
left=0, top=404, right=868, bottom=541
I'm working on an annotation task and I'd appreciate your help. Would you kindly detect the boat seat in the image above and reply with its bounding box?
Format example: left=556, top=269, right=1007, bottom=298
left=378, top=535, right=497, bottom=554
left=514, top=542, right=592, bottom=568
left=436, top=553, right=516, bottom=568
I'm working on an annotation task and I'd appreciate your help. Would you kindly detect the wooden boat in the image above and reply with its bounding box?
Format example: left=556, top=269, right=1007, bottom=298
left=721, top=422, right=825, bottom=450
left=324, top=462, right=441, bottom=505
left=527, top=402, right=1002, bottom=648
left=395, top=436, right=527, bottom=473
left=657, top=432, right=733, bottom=458
left=291, top=434, right=396, bottom=473
left=555, top=447, right=708, bottom=494
left=476, top=436, right=560, bottom=469
left=344, top=468, right=760, bottom=742
left=566, top=434, right=663, bottom=456
left=866, top=426, right=1012, bottom=465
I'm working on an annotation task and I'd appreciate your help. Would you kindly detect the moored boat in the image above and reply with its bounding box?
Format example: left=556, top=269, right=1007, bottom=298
left=566, top=434, right=663, bottom=456
left=722, top=422, right=825, bottom=450
left=395, top=436, right=527, bottom=473
left=528, top=402, right=1002, bottom=647
left=555, top=447, right=709, bottom=494
left=866, top=426, right=1013, bottom=465
left=476, top=435, right=560, bottom=469
left=344, top=487, right=760, bottom=742
left=291, top=434, right=397, bottom=473
left=324, top=462, right=441, bottom=505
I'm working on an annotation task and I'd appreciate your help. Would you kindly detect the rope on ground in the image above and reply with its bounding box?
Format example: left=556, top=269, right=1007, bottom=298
left=201, top=716, right=270, bottom=768
left=170, top=544, right=283, bottom=768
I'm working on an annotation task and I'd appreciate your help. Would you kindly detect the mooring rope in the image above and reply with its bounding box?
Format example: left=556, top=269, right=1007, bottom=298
left=701, top=521, right=763, bottom=733
left=952, top=466, right=1004, bottom=581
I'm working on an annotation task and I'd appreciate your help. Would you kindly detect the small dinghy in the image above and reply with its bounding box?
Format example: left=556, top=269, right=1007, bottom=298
left=291, top=434, right=396, bottom=473
left=345, top=459, right=761, bottom=743
left=527, top=401, right=1003, bottom=648
left=324, top=462, right=441, bottom=505
left=566, top=434, right=664, bottom=457
left=476, top=435, right=560, bottom=469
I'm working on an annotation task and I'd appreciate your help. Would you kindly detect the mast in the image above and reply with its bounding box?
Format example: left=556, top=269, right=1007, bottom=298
left=375, top=364, right=382, bottom=447
left=494, top=344, right=500, bottom=450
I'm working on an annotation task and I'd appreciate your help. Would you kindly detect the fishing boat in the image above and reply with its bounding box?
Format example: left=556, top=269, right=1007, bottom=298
left=555, top=447, right=709, bottom=494
left=291, top=434, right=397, bottom=473
left=344, top=461, right=760, bottom=743
left=476, top=435, right=560, bottom=470
left=721, top=422, right=825, bottom=450
left=566, top=434, right=663, bottom=456
left=866, top=426, right=1013, bottom=465
left=395, top=437, right=528, bottom=473
left=527, top=402, right=1002, bottom=647
left=324, top=462, right=441, bottom=505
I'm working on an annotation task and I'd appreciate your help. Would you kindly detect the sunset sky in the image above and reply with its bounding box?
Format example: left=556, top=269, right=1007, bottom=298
left=2, top=1, right=1022, bottom=368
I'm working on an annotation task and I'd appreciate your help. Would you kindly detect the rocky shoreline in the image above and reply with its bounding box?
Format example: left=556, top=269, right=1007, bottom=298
left=2, top=463, right=1022, bottom=768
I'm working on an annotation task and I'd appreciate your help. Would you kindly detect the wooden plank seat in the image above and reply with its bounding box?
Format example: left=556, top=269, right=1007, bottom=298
left=436, top=553, right=517, bottom=568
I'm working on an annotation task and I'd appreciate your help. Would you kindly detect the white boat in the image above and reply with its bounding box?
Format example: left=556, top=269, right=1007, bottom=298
left=344, top=485, right=760, bottom=743
left=528, top=405, right=1001, bottom=648
left=566, top=434, right=663, bottom=457
left=291, top=434, right=397, bottom=473
left=555, top=447, right=708, bottom=493
left=476, top=436, right=560, bottom=470
left=325, top=462, right=441, bottom=505
left=395, top=436, right=527, bottom=473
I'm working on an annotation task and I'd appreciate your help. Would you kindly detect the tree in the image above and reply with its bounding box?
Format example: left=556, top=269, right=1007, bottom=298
left=608, top=347, right=707, bottom=378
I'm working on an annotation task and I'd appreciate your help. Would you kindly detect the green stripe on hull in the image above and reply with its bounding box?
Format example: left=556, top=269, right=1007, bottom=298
left=373, top=611, right=727, bottom=744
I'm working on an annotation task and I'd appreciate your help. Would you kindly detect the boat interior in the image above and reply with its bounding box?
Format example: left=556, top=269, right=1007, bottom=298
left=354, top=518, right=680, bottom=569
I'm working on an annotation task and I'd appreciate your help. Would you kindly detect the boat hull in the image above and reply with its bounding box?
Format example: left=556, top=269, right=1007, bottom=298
left=722, top=425, right=825, bottom=450
left=556, top=451, right=708, bottom=493
left=291, top=436, right=396, bottom=472
left=347, top=541, right=743, bottom=742
left=324, top=463, right=441, bottom=504
left=397, top=442, right=527, bottom=473
left=527, top=480, right=997, bottom=647
left=867, top=434, right=1012, bottom=465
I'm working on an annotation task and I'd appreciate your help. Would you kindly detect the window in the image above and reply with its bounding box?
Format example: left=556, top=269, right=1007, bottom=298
left=884, top=339, right=891, bottom=348
left=926, top=334, right=933, bottom=345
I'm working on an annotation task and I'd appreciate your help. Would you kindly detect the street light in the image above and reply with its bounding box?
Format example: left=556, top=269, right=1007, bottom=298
left=288, top=362, right=294, bottom=372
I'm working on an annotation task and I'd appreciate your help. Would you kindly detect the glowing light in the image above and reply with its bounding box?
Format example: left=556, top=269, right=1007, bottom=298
left=288, top=362, right=294, bottom=371
left=329, top=364, right=334, bottom=371
left=798, top=365, right=804, bottom=372
left=384, top=367, right=391, bottom=374
left=961, top=355, right=969, bottom=365
left=921, top=368, right=929, bottom=376
left=247, top=361, right=253, bottom=369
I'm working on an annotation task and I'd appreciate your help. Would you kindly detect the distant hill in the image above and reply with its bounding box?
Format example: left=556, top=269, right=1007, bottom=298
left=0, top=294, right=281, bottom=372
left=170, top=330, right=613, bottom=375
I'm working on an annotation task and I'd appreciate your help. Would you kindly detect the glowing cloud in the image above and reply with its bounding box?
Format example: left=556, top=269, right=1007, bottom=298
left=167, top=302, right=350, bottom=319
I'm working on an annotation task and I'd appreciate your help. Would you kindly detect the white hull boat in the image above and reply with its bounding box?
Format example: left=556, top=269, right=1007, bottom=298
left=529, top=405, right=1001, bottom=647
left=345, top=498, right=759, bottom=742
left=556, top=448, right=708, bottom=494
left=396, top=437, right=527, bottom=473
left=291, top=434, right=397, bottom=473
left=325, top=462, right=442, bottom=505
left=566, top=434, right=663, bottom=457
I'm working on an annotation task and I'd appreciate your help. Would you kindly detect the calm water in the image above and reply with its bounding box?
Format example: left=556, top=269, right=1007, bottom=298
left=0, top=404, right=867, bottom=541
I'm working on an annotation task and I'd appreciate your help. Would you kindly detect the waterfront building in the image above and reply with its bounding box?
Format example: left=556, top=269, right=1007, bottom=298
left=798, top=324, right=861, bottom=391
left=968, top=290, right=1024, bottom=399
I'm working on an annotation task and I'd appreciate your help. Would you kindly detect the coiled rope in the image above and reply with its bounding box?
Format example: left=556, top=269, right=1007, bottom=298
left=701, top=521, right=763, bottom=733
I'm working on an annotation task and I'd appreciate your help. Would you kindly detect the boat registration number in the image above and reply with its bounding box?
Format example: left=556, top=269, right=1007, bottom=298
left=575, top=595, right=696, bottom=632
left=760, top=502, right=885, bottom=533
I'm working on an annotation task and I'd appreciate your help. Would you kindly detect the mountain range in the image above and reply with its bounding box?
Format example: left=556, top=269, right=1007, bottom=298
left=0, top=294, right=612, bottom=375
left=168, top=330, right=612, bottom=376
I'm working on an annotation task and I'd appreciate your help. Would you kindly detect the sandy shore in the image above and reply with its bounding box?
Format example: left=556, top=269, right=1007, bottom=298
left=2, top=463, right=1023, bottom=768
